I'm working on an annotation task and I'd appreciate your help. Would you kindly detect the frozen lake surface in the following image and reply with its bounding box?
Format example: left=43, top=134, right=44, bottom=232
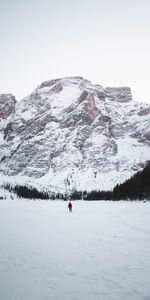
left=0, top=199, right=150, bottom=300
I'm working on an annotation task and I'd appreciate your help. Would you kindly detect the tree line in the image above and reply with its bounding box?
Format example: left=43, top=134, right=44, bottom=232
left=84, top=161, right=150, bottom=200
left=3, top=161, right=150, bottom=200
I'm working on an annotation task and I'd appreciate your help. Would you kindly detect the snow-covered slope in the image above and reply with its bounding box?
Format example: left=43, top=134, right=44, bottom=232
left=0, top=77, right=150, bottom=192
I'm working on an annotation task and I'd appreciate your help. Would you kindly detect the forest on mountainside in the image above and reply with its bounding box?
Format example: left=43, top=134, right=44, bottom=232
left=84, top=161, right=150, bottom=200
left=2, top=161, right=150, bottom=200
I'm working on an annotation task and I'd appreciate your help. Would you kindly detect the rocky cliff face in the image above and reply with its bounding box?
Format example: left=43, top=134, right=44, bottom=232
left=0, top=94, right=16, bottom=119
left=0, top=77, right=149, bottom=193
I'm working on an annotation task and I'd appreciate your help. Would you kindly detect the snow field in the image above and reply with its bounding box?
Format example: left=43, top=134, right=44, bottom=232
left=0, top=199, right=150, bottom=300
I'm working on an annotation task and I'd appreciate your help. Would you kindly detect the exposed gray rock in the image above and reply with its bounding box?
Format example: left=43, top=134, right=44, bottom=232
left=0, top=94, right=16, bottom=118
left=105, top=87, right=132, bottom=102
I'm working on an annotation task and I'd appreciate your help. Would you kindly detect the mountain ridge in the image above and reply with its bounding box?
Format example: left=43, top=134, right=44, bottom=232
left=0, top=77, right=149, bottom=193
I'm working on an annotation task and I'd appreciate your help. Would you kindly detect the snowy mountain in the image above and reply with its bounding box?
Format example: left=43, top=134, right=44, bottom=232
left=0, top=77, right=150, bottom=193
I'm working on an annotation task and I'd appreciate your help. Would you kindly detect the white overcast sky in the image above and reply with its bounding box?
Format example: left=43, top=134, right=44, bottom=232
left=0, top=0, right=150, bottom=103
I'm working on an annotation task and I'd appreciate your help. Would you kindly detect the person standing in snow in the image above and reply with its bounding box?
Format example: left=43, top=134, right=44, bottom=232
left=68, top=201, right=72, bottom=212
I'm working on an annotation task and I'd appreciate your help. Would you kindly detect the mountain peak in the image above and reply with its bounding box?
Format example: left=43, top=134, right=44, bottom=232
left=0, top=77, right=149, bottom=193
